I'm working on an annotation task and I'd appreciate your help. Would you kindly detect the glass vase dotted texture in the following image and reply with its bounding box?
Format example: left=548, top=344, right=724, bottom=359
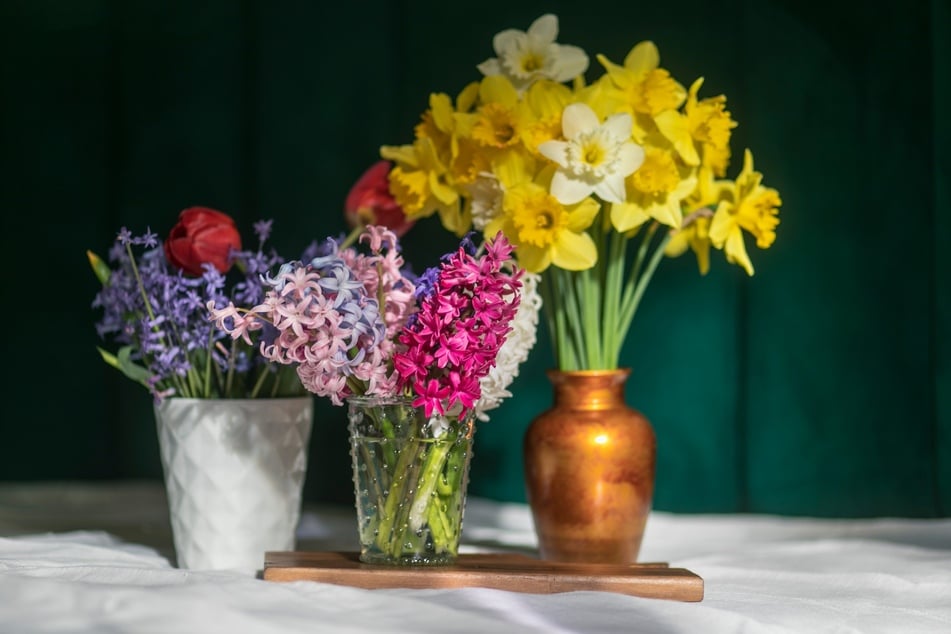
left=347, top=395, right=475, bottom=566
left=153, top=397, right=313, bottom=574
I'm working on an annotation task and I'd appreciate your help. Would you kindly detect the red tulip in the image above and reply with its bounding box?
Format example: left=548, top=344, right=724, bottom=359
left=164, top=206, right=242, bottom=276
left=345, top=161, right=415, bottom=237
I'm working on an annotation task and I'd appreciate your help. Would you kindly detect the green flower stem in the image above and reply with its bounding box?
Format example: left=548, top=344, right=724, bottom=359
left=399, top=438, right=453, bottom=553
left=602, top=229, right=627, bottom=369
left=617, top=231, right=672, bottom=360
left=426, top=436, right=468, bottom=548
left=539, top=270, right=564, bottom=367
left=224, top=338, right=237, bottom=397
left=267, top=370, right=281, bottom=397
left=555, top=267, right=587, bottom=370
left=579, top=267, right=601, bottom=368
left=373, top=435, right=422, bottom=556
left=357, top=441, right=388, bottom=545
left=402, top=431, right=462, bottom=555
left=250, top=362, right=271, bottom=399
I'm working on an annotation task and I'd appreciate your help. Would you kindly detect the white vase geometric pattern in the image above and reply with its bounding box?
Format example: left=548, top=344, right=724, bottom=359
left=154, top=397, right=313, bottom=574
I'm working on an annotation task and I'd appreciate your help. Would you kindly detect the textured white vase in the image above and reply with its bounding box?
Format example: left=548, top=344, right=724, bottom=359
left=153, top=397, right=313, bottom=575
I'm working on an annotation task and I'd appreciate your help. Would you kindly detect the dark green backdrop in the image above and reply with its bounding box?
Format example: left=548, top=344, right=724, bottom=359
left=2, top=0, right=948, bottom=517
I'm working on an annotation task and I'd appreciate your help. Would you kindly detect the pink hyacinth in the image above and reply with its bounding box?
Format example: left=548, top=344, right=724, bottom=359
left=208, top=226, right=417, bottom=405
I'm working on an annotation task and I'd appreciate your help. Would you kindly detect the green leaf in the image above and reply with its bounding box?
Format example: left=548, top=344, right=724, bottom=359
left=97, top=346, right=151, bottom=388
left=87, top=250, right=112, bottom=285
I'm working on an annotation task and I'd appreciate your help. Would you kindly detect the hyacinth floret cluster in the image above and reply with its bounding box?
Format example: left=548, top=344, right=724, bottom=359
left=92, top=222, right=293, bottom=399
left=472, top=270, right=541, bottom=421
left=393, top=232, right=522, bottom=417
left=209, top=226, right=417, bottom=405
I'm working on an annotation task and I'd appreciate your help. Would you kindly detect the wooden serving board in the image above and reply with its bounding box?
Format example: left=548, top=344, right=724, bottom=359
left=263, top=551, right=703, bottom=602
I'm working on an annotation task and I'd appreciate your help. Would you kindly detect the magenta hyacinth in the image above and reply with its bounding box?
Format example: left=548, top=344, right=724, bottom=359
left=393, top=232, right=523, bottom=417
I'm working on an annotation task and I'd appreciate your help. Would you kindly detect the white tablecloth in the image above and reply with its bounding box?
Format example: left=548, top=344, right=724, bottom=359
left=1, top=482, right=949, bottom=633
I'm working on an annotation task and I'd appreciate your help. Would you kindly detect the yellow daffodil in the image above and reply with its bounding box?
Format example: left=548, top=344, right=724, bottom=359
left=709, top=149, right=782, bottom=275
left=477, top=14, right=589, bottom=93
left=654, top=78, right=738, bottom=174
left=611, top=145, right=697, bottom=232
left=381, top=137, right=469, bottom=235
left=597, top=41, right=686, bottom=118
left=486, top=166, right=600, bottom=273
left=538, top=103, right=645, bottom=204
left=665, top=211, right=714, bottom=275
left=518, top=79, right=574, bottom=155
left=467, top=76, right=522, bottom=150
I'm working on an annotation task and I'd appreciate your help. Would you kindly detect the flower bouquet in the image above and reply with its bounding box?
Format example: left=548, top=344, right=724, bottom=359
left=88, top=206, right=321, bottom=573
left=210, top=223, right=535, bottom=564
left=89, top=206, right=312, bottom=400
left=379, top=13, right=782, bottom=370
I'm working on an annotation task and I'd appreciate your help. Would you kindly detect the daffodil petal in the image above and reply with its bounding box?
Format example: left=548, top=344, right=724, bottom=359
left=516, top=243, right=552, bottom=273
left=528, top=14, right=558, bottom=41
left=476, top=58, right=501, bottom=76
left=708, top=200, right=733, bottom=245
left=603, top=112, right=633, bottom=141
left=429, top=172, right=458, bottom=204
left=493, top=150, right=535, bottom=188
left=650, top=198, right=683, bottom=229
left=695, top=239, right=711, bottom=275
left=565, top=197, right=601, bottom=232
left=551, top=46, right=589, bottom=80
left=665, top=229, right=690, bottom=256
left=380, top=144, right=417, bottom=167
left=493, top=29, right=523, bottom=55
left=562, top=103, right=600, bottom=140
left=552, top=230, right=598, bottom=270
left=480, top=75, right=519, bottom=105
left=537, top=140, right=570, bottom=168
left=616, top=142, right=645, bottom=176
left=549, top=170, right=593, bottom=205
left=610, top=201, right=650, bottom=233
left=725, top=227, right=754, bottom=275
left=430, top=93, right=455, bottom=132
left=655, top=110, right=700, bottom=166
left=593, top=173, right=627, bottom=204
left=596, top=53, right=629, bottom=87
left=484, top=215, right=507, bottom=238
left=624, top=41, right=659, bottom=74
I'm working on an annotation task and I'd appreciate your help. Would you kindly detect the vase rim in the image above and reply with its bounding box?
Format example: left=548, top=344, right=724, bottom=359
left=546, top=368, right=632, bottom=378
left=158, top=396, right=313, bottom=404
left=345, top=394, right=415, bottom=406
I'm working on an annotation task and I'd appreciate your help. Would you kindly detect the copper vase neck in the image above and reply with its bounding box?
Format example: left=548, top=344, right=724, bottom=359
left=546, top=369, right=631, bottom=410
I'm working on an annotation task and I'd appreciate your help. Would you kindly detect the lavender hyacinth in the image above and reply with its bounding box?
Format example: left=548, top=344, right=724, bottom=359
left=90, top=221, right=310, bottom=401
left=209, top=225, right=417, bottom=405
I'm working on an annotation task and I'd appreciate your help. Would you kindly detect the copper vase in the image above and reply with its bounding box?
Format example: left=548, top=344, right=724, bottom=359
left=523, top=369, right=656, bottom=563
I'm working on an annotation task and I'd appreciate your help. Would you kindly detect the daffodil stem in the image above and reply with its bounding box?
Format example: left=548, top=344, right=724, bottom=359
left=617, top=231, right=672, bottom=351
left=602, top=229, right=627, bottom=368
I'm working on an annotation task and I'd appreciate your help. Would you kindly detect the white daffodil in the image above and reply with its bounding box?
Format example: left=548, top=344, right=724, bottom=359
left=477, top=14, right=589, bottom=93
left=538, top=103, right=645, bottom=205
left=466, top=172, right=504, bottom=231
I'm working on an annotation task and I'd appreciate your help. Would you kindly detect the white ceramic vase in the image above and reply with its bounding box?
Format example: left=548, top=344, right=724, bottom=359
left=153, top=397, right=313, bottom=575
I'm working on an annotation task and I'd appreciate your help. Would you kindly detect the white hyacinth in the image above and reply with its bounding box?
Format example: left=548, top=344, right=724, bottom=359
left=474, top=271, right=542, bottom=421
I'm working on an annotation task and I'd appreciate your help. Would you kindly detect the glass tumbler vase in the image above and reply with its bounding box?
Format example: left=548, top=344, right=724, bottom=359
left=347, top=395, right=475, bottom=566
